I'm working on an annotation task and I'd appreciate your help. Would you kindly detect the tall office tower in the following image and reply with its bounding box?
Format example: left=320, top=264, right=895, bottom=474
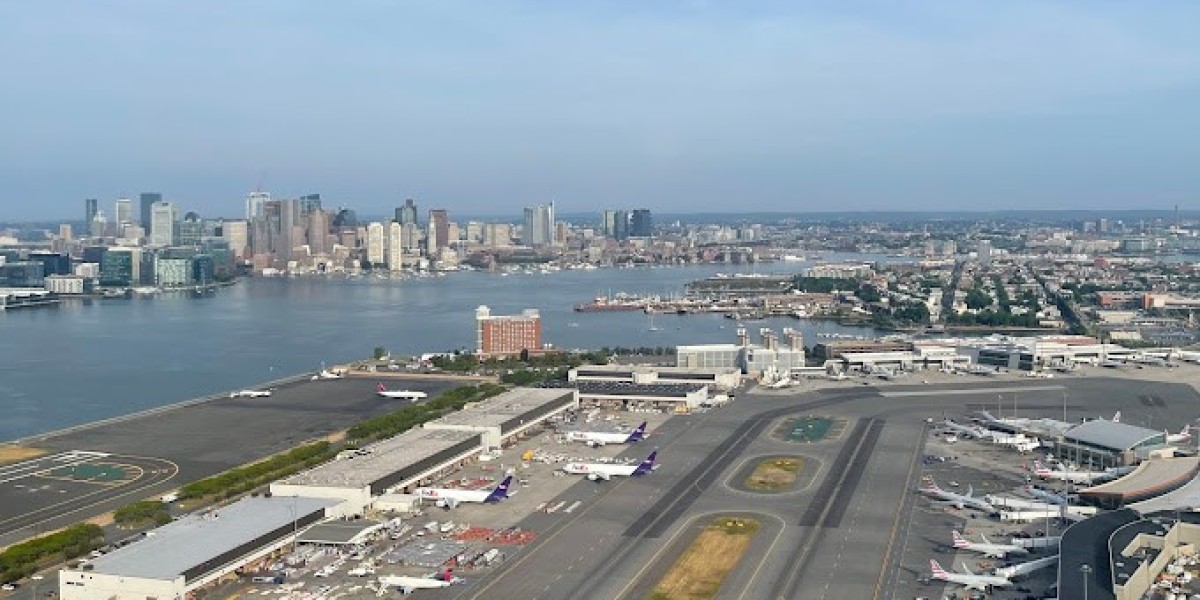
left=396, top=198, right=418, bottom=225
left=139, top=192, right=162, bottom=229
left=89, top=210, right=107, bottom=238
left=428, top=209, right=449, bottom=251
left=177, top=212, right=204, bottom=246
left=630, top=209, right=653, bottom=237
left=475, top=305, right=543, bottom=357
left=85, top=198, right=98, bottom=227
left=150, top=202, right=177, bottom=246
left=99, top=247, right=141, bottom=287
left=279, top=199, right=299, bottom=261
left=58, top=224, right=73, bottom=242
left=522, top=203, right=554, bottom=246
left=465, top=221, right=484, bottom=244
left=401, top=222, right=420, bottom=252
left=366, top=222, right=385, bottom=266
left=307, top=209, right=330, bottom=255
left=299, top=194, right=322, bottom=215
left=602, top=210, right=618, bottom=238
left=613, top=210, right=630, bottom=241
left=245, top=191, right=270, bottom=221
left=115, top=198, right=133, bottom=225
left=387, top=222, right=403, bottom=271
left=484, top=223, right=511, bottom=248
left=222, top=220, right=249, bottom=258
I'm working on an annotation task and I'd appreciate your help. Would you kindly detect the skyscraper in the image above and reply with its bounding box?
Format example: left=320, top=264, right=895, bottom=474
left=428, top=209, right=449, bottom=252
left=307, top=209, right=330, bottom=255
left=523, top=203, right=555, bottom=246
left=150, top=202, right=177, bottom=246
left=139, top=192, right=162, bottom=230
left=387, top=222, right=403, bottom=271
left=299, top=194, right=322, bottom=215
left=630, top=209, right=653, bottom=237
left=115, top=198, right=133, bottom=225
left=366, top=222, right=385, bottom=266
left=221, top=220, right=249, bottom=258
left=602, top=210, right=618, bottom=238
left=613, top=210, right=630, bottom=241
left=396, top=198, right=418, bottom=226
left=245, top=191, right=270, bottom=221
left=85, top=198, right=98, bottom=227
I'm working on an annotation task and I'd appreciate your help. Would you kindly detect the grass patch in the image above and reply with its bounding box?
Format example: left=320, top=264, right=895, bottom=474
left=648, top=517, right=760, bottom=600
left=0, top=446, right=46, bottom=466
left=113, top=500, right=172, bottom=528
left=777, top=417, right=833, bottom=442
left=743, top=457, right=805, bottom=492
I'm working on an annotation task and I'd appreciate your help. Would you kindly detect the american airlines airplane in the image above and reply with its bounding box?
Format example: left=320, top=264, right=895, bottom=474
left=230, top=389, right=271, bottom=398
left=929, top=560, right=1012, bottom=591
left=1167, top=425, right=1192, bottom=444
left=415, top=475, right=512, bottom=509
left=918, top=477, right=996, bottom=513
left=1033, top=460, right=1102, bottom=484
left=1023, top=484, right=1069, bottom=505
left=940, top=419, right=988, bottom=440
left=563, top=451, right=657, bottom=481
left=951, top=530, right=1029, bottom=559
left=377, top=383, right=428, bottom=401
left=566, top=422, right=647, bottom=447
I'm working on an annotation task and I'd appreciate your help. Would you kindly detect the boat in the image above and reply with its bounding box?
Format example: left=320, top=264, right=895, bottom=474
left=573, top=294, right=644, bottom=312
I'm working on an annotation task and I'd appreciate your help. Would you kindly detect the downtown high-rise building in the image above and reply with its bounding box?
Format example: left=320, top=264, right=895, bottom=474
left=306, top=209, right=330, bottom=255
left=299, top=194, right=322, bottom=215
left=428, top=209, right=449, bottom=252
left=396, top=198, right=418, bottom=226
left=613, top=209, right=630, bottom=241
left=522, top=203, right=555, bottom=246
left=387, top=222, right=403, bottom=271
left=245, top=191, right=270, bottom=221
left=140, top=192, right=162, bottom=229
left=630, top=209, right=652, bottom=237
left=221, top=220, right=249, bottom=258
left=150, top=202, right=177, bottom=246
left=115, top=198, right=133, bottom=225
left=366, top=222, right=386, bottom=266
left=85, top=198, right=98, bottom=228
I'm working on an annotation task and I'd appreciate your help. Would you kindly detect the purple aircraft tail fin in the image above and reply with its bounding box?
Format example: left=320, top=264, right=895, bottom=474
left=626, top=422, right=648, bottom=443
left=633, top=451, right=657, bottom=475
left=486, top=475, right=513, bottom=502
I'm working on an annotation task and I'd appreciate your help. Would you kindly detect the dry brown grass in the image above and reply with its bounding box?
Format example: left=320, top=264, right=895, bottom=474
left=648, top=518, right=760, bottom=600
left=0, top=445, right=46, bottom=466
left=744, top=457, right=804, bottom=492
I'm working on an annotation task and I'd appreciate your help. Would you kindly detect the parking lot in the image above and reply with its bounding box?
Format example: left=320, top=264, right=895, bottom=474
left=209, top=410, right=676, bottom=599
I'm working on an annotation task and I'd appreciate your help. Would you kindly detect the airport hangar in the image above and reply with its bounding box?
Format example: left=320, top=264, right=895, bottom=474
left=566, top=364, right=742, bottom=391
left=60, top=496, right=339, bottom=600
left=271, top=387, right=577, bottom=517
left=60, top=387, right=577, bottom=600
left=1055, top=419, right=1170, bottom=469
left=541, top=380, right=711, bottom=411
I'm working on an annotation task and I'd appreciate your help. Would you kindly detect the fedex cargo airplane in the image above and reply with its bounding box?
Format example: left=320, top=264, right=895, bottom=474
left=377, top=383, right=428, bottom=401
left=563, top=451, right=657, bottom=481
left=415, top=476, right=512, bottom=509
left=566, top=422, right=647, bottom=447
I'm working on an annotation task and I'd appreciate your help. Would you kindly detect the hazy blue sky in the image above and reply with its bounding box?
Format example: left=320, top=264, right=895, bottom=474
left=3, top=1, right=1199, bottom=220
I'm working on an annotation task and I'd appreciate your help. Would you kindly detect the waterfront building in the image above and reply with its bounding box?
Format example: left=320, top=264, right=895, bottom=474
left=44, top=274, right=88, bottom=294
left=0, top=262, right=45, bottom=287
left=220, top=220, right=249, bottom=258
left=475, top=305, right=543, bottom=357
left=523, top=203, right=555, bottom=246
left=150, top=202, right=177, bottom=246
left=386, top=222, right=402, bottom=270
left=99, top=247, right=140, bottom=287
left=29, top=251, right=71, bottom=276
left=139, top=192, right=162, bottom=230
left=177, top=212, right=203, bottom=246
left=155, top=257, right=193, bottom=287
left=366, top=222, right=385, bottom=266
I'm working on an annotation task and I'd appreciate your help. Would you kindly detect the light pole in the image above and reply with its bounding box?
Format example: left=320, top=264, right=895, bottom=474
left=1080, top=564, right=1093, bottom=600
left=1062, top=390, right=1068, bottom=423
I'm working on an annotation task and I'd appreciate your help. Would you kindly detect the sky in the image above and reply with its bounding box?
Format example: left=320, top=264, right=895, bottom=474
left=2, top=1, right=1199, bottom=220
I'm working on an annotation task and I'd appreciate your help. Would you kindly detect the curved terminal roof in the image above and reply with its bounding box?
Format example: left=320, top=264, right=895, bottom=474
left=1081, top=458, right=1200, bottom=501
left=1064, top=419, right=1162, bottom=451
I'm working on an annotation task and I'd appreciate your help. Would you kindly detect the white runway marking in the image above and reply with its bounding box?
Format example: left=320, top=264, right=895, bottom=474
left=879, top=385, right=1064, bottom=397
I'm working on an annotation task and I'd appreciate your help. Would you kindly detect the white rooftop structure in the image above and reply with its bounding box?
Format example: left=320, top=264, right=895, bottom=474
left=423, top=387, right=577, bottom=449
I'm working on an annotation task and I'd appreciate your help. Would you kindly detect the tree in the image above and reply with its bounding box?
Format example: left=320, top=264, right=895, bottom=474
left=965, top=288, right=992, bottom=310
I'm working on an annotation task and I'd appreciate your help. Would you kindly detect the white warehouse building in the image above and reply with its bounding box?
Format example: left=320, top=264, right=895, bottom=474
left=422, top=387, right=578, bottom=450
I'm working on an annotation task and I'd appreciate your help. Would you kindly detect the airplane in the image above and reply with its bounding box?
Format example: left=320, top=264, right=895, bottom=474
left=918, top=477, right=996, bottom=513
left=415, top=475, right=512, bottom=509
left=768, top=377, right=795, bottom=389
left=229, top=389, right=271, bottom=398
left=992, top=555, right=1059, bottom=580
left=929, top=559, right=1012, bottom=592
left=1033, top=460, right=1102, bottom=484
left=563, top=450, right=657, bottom=481
left=376, top=383, right=428, bottom=401
left=827, top=372, right=850, bottom=381
left=1023, top=484, right=1069, bottom=505
left=951, top=530, right=1029, bottom=559
left=1024, top=370, right=1054, bottom=379
left=1101, top=359, right=1123, bottom=369
left=378, top=572, right=457, bottom=594
left=940, top=419, right=988, bottom=440
left=312, top=369, right=344, bottom=380
left=1167, top=425, right=1193, bottom=444
left=566, top=422, right=647, bottom=447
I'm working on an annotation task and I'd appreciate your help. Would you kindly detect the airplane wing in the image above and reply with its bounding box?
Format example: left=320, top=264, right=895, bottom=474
left=445, top=498, right=459, bottom=509
left=589, top=472, right=611, bottom=481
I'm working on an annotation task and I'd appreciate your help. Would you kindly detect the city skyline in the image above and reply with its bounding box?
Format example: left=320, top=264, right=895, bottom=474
left=2, top=2, right=1199, bottom=219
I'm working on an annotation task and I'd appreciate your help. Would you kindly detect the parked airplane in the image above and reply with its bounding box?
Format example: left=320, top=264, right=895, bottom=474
left=1033, top=460, right=1102, bottom=484
left=1167, top=425, right=1193, bottom=444
left=951, top=530, right=1029, bottom=559
left=377, top=383, right=428, bottom=401
left=992, top=555, right=1060, bottom=580
left=1023, top=484, right=1069, bottom=506
left=827, top=373, right=850, bottom=381
left=230, top=389, right=271, bottom=398
left=563, top=450, right=657, bottom=481
left=566, top=422, right=647, bottom=447
left=415, top=476, right=513, bottom=509
left=378, top=572, right=455, bottom=594
left=918, top=477, right=996, bottom=513
left=1100, top=359, right=1124, bottom=369
left=312, top=369, right=344, bottom=380
left=929, top=559, right=1012, bottom=592
left=940, top=419, right=988, bottom=440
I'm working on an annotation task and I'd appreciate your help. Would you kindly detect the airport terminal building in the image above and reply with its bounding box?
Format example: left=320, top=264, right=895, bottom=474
left=60, top=496, right=338, bottom=600
left=422, top=387, right=577, bottom=450
left=1056, top=420, right=1169, bottom=468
